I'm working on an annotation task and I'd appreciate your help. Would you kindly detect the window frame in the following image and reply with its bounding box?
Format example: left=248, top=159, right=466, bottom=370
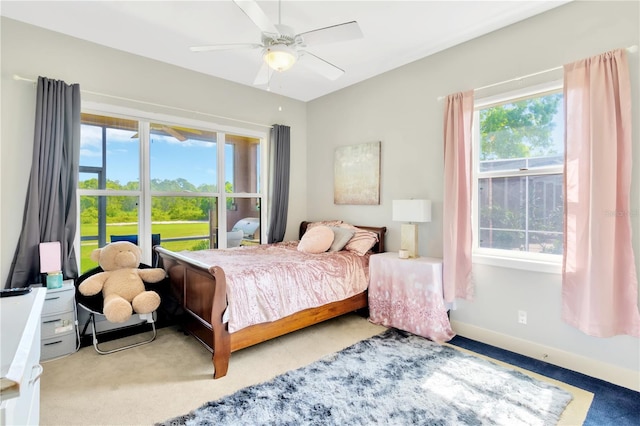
left=76, top=102, right=269, bottom=268
left=472, top=81, right=564, bottom=273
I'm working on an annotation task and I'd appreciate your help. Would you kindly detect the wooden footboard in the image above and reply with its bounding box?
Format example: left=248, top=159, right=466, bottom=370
left=155, top=222, right=386, bottom=379
left=155, top=247, right=231, bottom=378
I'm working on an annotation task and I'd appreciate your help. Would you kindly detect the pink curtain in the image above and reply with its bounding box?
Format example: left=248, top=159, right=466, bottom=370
left=443, top=91, right=474, bottom=303
left=563, top=49, right=640, bottom=337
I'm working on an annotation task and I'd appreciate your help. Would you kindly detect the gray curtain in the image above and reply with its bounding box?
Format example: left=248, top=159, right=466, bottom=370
left=267, top=124, right=291, bottom=243
left=6, top=77, right=81, bottom=288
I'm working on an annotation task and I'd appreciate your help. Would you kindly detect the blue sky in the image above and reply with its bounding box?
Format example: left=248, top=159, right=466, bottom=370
left=80, top=125, right=234, bottom=187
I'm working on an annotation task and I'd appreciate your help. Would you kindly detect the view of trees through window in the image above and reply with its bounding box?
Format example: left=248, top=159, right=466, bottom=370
left=476, top=91, right=564, bottom=255
left=78, top=113, right=263, bottom=272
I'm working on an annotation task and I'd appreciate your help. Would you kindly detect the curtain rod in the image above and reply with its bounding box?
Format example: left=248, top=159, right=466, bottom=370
left=12, top=74, right=274, bottom=129
left=437, top=45, right=638, bottom=101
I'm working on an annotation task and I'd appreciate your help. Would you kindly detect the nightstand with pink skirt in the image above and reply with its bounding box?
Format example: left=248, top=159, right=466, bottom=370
left=368, top=252, right=455, bottom=343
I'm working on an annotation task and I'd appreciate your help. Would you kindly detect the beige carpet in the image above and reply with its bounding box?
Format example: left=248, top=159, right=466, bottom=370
left=39, top=314, right=592, bottom=425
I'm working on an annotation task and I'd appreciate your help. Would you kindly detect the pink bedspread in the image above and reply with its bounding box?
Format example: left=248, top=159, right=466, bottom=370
left=177, top=241, right=370, bottom=333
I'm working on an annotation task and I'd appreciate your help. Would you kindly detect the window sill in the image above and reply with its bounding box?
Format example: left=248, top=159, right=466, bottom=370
left=472, top=252, right=562, bottom=274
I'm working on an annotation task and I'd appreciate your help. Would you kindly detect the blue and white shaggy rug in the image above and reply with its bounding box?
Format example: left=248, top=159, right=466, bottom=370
left=159, top=329, right=572, bottom=426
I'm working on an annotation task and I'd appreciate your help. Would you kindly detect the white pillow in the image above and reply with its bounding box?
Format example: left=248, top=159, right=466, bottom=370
left=297, top=226, right=335, bottom=254
left=328, top=227, right=355, bottom=252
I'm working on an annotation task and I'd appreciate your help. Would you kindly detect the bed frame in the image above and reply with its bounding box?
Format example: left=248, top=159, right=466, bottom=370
left=154, top=221, right=386, bottom=379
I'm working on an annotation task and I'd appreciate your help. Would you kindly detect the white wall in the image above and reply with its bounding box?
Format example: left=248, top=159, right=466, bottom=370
left=307, top=1, right=640, bottom=390
left=0, top=17, right=308, bottom=284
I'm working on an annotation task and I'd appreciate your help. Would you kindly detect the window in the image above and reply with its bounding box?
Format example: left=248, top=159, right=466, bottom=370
left=473, top=85, right=564, bottom=265
left=78, top=108, right=266, bottom=273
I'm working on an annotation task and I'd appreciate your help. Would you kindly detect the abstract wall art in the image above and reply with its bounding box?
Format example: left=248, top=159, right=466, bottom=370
left=334, top=141, right=381, bottom=205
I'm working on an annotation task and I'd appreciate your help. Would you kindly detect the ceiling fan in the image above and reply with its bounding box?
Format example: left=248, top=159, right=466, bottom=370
left=190, top=0, right=363, bottom=85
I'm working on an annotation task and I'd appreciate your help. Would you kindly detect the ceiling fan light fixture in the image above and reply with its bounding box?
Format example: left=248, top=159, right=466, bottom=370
left=264, top=44, right=297, bottom=72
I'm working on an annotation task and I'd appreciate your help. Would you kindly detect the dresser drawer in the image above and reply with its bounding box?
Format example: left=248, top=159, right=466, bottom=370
left=3, top=326, right=43, bottom=425
left=1, top=288, right=46, bottom=425
left=42, top=282, right=75, bottom=315
left=41, top=333, right=76, bottom=361
left=41, top=311, right=75, bottom=339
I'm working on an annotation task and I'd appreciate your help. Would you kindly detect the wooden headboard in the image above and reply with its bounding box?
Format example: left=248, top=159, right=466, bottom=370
left=299, top=221, right=387, bottom=253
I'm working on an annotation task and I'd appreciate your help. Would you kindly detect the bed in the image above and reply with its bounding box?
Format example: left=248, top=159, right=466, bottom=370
left=154, top=221, right=387, bottom=379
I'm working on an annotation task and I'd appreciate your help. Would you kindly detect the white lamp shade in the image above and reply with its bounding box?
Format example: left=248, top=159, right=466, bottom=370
left=39, top=241, right=61, bottom=273
left=392, top=199, right=432, bottom=223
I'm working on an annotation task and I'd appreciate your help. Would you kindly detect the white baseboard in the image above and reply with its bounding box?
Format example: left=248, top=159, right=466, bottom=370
left=450, top=320, right=640, bottom=392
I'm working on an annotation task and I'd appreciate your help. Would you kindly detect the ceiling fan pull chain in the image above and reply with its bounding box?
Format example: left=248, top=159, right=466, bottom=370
left=267, top=67, right=271, bottom=92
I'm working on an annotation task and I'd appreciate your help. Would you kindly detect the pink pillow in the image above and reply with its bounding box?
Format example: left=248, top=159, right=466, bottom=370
left=339, top=223, right=379, bottom=256
left=298, top=226, right=335, bottom=254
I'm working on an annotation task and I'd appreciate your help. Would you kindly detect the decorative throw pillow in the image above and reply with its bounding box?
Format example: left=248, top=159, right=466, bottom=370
left=340, top=224, right=378, bottom=256
left=307, top=220, right=343, bottom=229
left=297, top=226, right=335, bottom=254
left=328, top=227, right=355, bottom=252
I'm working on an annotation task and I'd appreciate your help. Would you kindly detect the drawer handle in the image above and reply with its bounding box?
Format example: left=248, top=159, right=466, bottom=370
left=30, top=364, right=44, bottom=384
left=44, top=340, right=63, bottom=346
left=45, top=296, right=61, bottom=301
left=43, top=318, right=62, bottom=324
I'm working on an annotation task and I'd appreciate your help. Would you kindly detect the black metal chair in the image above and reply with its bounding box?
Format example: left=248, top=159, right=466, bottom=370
left=75, top=264, right=161, bottom=354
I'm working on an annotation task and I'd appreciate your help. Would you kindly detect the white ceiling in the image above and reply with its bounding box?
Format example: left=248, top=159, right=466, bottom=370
left=1, top=1, right=570, bottom=102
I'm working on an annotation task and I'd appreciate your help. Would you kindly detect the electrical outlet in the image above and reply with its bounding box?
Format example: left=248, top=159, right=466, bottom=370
left=518, top=310, right=527, bottom=325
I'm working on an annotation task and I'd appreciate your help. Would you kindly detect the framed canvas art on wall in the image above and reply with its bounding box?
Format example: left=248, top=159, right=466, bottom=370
left=334, top=141, right=381, bottom=205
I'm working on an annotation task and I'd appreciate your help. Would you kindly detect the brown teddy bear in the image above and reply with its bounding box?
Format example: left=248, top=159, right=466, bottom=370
left=78, top=241, right=166, bottom=323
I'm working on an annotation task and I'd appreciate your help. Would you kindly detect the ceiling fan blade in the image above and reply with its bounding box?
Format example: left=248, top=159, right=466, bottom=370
left=298, top=51, right=344, bottom=81
left=298, top=21, right=363, bottom=47
left=233, top=0, right=278, bottom=34
left=136, top=125, right=189, bottom=141
left=190, top=43, right=262, bottom=52
left=173, top=126, right=203, bottom=135
left=161, top=126, right=188, bottom=142
left=253, top=62, right=271, bottom=86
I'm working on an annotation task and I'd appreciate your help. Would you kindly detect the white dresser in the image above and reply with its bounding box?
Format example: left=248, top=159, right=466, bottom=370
left=40, top=281, right=77, bottom=361
left=0, top=287, right=46, bottom=426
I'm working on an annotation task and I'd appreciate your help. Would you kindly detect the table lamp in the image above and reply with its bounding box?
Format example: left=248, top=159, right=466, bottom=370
left=39, top=241, right=63, bottom=289
left=392, top=199, right=431, bottom=258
